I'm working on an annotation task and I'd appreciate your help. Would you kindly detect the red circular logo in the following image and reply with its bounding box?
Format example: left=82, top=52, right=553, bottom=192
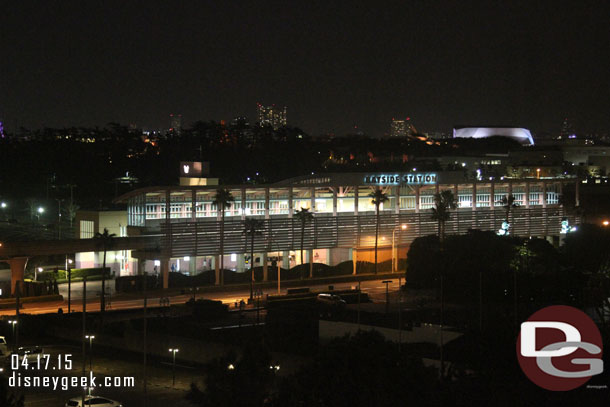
left=516, top=305, right=603, bottom=391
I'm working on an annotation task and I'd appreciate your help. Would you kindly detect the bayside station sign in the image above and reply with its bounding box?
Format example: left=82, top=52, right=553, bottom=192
left=363, top=173, right=437, bottom=185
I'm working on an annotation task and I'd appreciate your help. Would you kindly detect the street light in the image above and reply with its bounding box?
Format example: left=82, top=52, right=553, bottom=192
left=35, top=267, right=43, bottom=281
left=169, top=348, right=179, bottom=386
left=392, top=224, right=407, bottom=273
left=85, top=335, right=95, bottom=371
left=66, top=257, right=74, bottom=312
left=7, top=320, right=17, bottom=351
left=0, top=202, right=6, bottom=208
left=603, top=220, right=609, bottom=227
left=36, top=207, right=44, bottom=222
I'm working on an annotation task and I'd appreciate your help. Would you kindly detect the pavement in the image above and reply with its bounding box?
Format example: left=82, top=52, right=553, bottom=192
left=5, top=345, right=199, bottom=407
left=0, top=276, right=406, bottom=316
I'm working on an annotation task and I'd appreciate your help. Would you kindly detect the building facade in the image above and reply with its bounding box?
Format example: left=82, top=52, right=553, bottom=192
left=257, top=103, right=287, bottom=129
left=116, top=172, right=578, bottom=286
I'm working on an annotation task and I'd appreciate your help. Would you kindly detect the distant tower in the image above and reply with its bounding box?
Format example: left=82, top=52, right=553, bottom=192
left=0, top=120, right=5, bottom=139
left=559, top=117, right=576, bottom=139
left=257, top=103, right=287, bottom=129
left=169, top=114, right=182, bottom=135
left=390, top=118, right=406, bottom=137
left=390, top=117, right=415, bottom=137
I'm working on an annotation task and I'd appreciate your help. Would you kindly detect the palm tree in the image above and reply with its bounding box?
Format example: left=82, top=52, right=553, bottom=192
left=498, top=194, right=519, bottom=234
left=294, top=207, right=314, bottom=278
left=429, top=189, right=456, bottom=382
left=212, top=188, right=235, bottom=285
left=243, top=218, right=264, bottom=300
left=94, top=228, right=116, bottom=314
left=369, top=188, right=389, bottom=274
left=430, top=190, right=458, bottom=244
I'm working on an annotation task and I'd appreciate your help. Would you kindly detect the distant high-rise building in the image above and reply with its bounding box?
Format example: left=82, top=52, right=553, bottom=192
left=390, top=117, right=415, bottom=137
left=559, top=117, right=576, bottom=139
left=390, top=118, right=407, bottom=137
left=169, top=114, right=182, bottom=135
left=257, top=103, right=287, bottom=129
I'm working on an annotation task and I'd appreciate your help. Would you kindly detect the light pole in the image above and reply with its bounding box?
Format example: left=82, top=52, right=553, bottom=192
left=66, top=257, right=73, bottom=312
left=8, top=320, right=17, bottom=351
left=169, top=348, right=179, bottom=387
left=1, top=201, right=7, bottom=221
left=392, top=224, right=407, bottom=273
left=85, top=335, right=95, bottom=371
left=382, top=280, right=392, bottom=314
left=35, top=267, right=43, bottom=281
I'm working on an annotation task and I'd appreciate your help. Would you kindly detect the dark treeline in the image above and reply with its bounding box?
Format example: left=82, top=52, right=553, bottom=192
left=0, top=122, right=533, bottom=211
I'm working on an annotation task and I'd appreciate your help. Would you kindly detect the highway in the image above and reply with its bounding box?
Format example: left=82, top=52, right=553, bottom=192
left=0, top=278, right=404, bottom=316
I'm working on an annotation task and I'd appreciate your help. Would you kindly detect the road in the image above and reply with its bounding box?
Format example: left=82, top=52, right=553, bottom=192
left=0, top=278, right=403, bottom=316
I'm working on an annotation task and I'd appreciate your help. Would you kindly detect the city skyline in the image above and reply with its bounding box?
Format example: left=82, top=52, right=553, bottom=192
left=1, top=1, right=609, bottom=136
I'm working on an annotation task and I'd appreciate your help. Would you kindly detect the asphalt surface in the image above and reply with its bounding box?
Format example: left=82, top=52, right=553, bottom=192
left=5, top=345, right=199, bottom=407
left=0, top=278, right=404, bottom=316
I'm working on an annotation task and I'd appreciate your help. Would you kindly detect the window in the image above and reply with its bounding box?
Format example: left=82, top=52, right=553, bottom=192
left=420, top=196, right=435, bottom=210
left=80, top=220, right=94, bottom=239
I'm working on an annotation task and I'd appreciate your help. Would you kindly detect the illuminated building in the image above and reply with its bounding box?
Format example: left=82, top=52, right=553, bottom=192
left=257, top=103, right=287, bottom=129
left=169, top=114, right=182, bottom=135
left=115, top=171, right=578, bottom=288
left=390, top=119, right=407, bottom=137
left=453, top=126, right=534, bottom=145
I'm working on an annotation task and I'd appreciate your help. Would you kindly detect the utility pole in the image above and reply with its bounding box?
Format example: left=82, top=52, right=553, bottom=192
left=15, top=281, right=20, bottom=351
left=143, top=271, right=148, bottom=407
left=81, top=276, right=87, bottom=407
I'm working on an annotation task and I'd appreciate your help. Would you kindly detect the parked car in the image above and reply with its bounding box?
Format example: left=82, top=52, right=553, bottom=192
left=316, top=293, right=347, bottom=306
left=317, top=293, right=346, bottom=317
left=65, top=395, right=123, bottom=407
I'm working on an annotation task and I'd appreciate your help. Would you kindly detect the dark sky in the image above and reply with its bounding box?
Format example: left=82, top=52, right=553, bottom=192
left=1, top=1, right=609, bottom=136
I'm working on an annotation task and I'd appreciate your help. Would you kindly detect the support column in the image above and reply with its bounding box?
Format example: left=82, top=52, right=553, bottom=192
left=288, top=187, right=294, bottom=218
left=415, top=186, right=420, bottom=213
left=352, top=249, right=358, bottom=275
left=214, top=255, right=220, bottom=285
left=332, top=188, right=337, bottom=216
left=263, top=252, right=269, bottom=281
left=354, top=187, right=359, bottom=216
left=161, top=258, right=170, bottom=289
left=525, top=181, right=530, bottom=208
left=472, top=182, right=477, bottom=211
left=9, top=257, right=28, bottom=296
left=237, top=255, right=245, bottom=273
left=191, top=189, right=197, bottom=220
left=265, top=187, right=270, bottom=219
left=490, top=182, right=495, bottom=209
left=189, top=256, right=196, bottom=275
left=575, top=179, right=580, bottom=207
left=308, top=249, right=314, bottom=278
left=310, top=187, right=315, bottom=212
left=241, top=187, right=246, bottom=220
left=394, top=186, right=400, bottom=214
left=542, top=181, right=547, bottom=208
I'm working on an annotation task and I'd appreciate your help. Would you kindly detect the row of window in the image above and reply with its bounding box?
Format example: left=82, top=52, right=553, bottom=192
left=140, top=192, right=561, bottom=220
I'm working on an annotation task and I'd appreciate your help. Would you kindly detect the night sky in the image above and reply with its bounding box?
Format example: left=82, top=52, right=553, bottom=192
left=1, top=1, right=609, bottom=136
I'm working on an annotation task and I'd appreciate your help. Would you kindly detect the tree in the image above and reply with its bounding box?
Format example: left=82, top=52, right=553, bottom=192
left=212, top=188, right=235, bottom=285
left=243, top=218, right=264, bottom=300
left=369, top=188, right=389, bottom=274
left=63, top=202, right=80, bottom=230
left=0, top=376, right=24, bottom=407
left=498, top=194, right=519, bottom=234
left=430, top=190, right=457, bottom=244
left=294, top=207, right=314, bottom=278
left=94, top=228, right=116, bottom=314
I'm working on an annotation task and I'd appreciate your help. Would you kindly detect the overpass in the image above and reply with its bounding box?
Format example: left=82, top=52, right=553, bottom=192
left=0, top=235, right=160, bottom=295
